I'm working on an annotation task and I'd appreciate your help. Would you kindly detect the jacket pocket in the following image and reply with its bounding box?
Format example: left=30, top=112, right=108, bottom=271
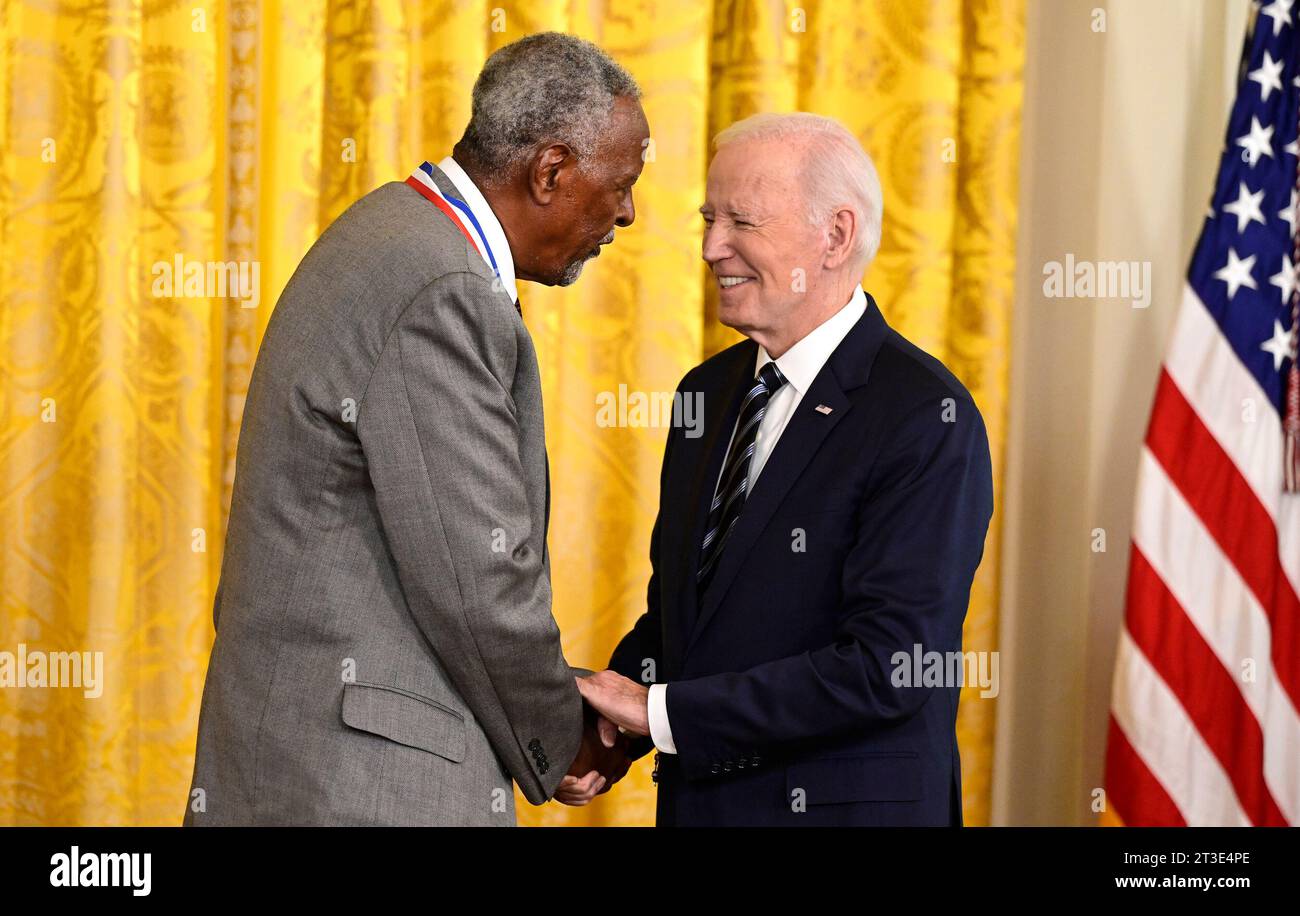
left=340, top=681, right=467, bottom=763
left=785, top=752, right=921, bottom=804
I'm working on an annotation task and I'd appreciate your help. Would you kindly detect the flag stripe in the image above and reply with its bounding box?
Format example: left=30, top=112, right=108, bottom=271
left=1146, top=368, right=1300, bottom=713
left=1125, top=547, right=1288, bottom=825
left=1131, top=447, right=1300, bottom=822
left=1164, top=285, right=1300, bottom=601
left=1104, top=716, right=1186, bottom=827
left=1110, top=631, right=1251, bottom=826
left=1164, top=284, right=1282, bottom=511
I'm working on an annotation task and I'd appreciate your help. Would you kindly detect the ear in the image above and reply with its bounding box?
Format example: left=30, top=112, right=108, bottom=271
left=527, top=142, right=577, bottom=206
left=823, top=206, right=858, bottom=270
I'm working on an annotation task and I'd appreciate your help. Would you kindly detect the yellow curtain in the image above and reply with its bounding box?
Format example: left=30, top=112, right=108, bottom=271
left=0, top=0, right=1023, bottom=826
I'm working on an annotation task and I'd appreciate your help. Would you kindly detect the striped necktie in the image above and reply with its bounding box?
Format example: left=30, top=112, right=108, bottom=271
left=697, top=361, right=787, bottom=592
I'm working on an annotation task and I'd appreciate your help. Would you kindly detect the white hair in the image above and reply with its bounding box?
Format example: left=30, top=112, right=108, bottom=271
left=714, top=112, right=883, bottom=269
left=459, top=32, right=641, bottom=177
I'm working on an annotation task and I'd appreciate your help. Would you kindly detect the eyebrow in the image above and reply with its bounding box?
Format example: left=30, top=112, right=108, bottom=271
left=699, top=205, right=760, bottom=221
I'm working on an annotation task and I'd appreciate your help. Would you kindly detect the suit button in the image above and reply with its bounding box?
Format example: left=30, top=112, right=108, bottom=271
left=737, top=758, right=747, bottom=769
left=751, top=756, right=761, bottom=768
left=710, top=763, right=721, bottom=775
left=723, top=761, right=733, bottom=773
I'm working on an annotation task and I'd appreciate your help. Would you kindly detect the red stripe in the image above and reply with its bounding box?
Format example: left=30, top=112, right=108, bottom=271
left=1145, top=368, right=1300, bottom=713
left=1104, top=715, right=1186, bottom=826
left=404, top=175, right=478, bottom=251
left=1125, top=547, right=1288, bottom=825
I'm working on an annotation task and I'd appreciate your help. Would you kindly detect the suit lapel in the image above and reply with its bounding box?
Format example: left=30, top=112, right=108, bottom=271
left=427, top=163, right=550, bottom=561
left=684, top=298, right=889, bottom=655
left=668, top=345, right=756, bottom=646
left=426, top=163, right=462, bottom=210
left=686, top=370, right=851, bottom=653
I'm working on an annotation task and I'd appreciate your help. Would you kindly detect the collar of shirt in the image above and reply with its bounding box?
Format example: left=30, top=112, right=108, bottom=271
left=755, top=284, right=868, bottom=393
left=437, top=156, right=519, bottom=304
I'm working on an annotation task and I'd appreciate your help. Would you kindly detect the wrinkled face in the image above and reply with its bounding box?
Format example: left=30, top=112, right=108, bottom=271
left=539, top=96, right=650, bottom=286
left=700, top=138, right=828, bottom=340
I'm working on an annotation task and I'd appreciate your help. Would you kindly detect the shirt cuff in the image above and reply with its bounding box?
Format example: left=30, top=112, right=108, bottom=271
left=647, top=683, right=677, bottom=754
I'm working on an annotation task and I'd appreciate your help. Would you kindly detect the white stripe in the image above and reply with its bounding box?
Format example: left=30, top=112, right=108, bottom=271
left=1165, top=284, right=1280, bottom=508
left=408, top=166, right=442, bottom=196
left=1132, top=448, right=1300, bottom=822
left=1164, top=283, right=1300, bottom=600
left=1111, top=630, right=1251, bottom=826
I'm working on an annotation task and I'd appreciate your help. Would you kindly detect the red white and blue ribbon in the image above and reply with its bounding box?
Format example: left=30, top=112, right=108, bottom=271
left=406, top=162, right=501, bottom=282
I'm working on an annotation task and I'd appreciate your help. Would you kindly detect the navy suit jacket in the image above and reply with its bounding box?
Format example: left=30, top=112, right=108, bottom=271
left=608, top=293, right=994, bottom=826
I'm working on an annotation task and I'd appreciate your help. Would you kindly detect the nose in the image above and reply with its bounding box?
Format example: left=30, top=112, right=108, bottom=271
left=702, top=221, right=729, bottom=266
left=616, top=191, right=635, bottom=228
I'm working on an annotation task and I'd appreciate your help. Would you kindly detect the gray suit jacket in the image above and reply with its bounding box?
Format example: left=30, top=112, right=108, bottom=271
left=184, top=166, right=584, bottom=826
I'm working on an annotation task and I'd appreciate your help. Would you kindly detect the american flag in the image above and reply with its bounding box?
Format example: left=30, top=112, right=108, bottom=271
left=1104, top=0, right=1300, bottom=826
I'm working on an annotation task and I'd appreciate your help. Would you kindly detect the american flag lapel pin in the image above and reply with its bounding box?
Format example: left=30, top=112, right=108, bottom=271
left=814, top=404, right=833, bottom=415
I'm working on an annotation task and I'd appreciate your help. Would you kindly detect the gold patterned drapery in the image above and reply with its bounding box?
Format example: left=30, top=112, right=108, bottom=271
left=0, top=0, right=1024, bottom=826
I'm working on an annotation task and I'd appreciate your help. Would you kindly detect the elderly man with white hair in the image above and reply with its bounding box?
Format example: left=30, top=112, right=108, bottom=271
left=578, top=112, right=995, bottom=826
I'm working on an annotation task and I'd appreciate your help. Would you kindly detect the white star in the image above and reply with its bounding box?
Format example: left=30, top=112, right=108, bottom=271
left=1250, top=51, right=1285, bottom=101
left=1223, top=181, right=1267, bottom=232
left=1214, top=247, right=1258, bottom=300
left=1281, top=188, right=1298, bottom=236
left=1262, top=0, right=1294, bottom=37
left=1262, top=318, right=1296, bottom=371
left=1237, top=116, right=1276, bottom=167
left=1271, top=254, right=1298, bottom=304
left=1287, top=136, right=1300, bottom=158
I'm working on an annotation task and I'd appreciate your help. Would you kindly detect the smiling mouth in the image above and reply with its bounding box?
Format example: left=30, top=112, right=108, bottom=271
left=717, top=275, right=754, bottom=288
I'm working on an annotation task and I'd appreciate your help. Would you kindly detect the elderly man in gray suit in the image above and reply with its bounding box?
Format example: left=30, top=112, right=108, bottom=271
left=184, top=33, right=647, bottom=826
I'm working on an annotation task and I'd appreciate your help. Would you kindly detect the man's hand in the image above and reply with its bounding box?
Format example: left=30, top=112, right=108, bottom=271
left=554, top=710, right=631, bottom=806
left=575, top=670, right=651, bottom=738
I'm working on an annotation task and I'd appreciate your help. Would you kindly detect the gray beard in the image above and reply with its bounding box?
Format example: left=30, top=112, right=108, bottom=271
left=557, top=252, right=595, bottom=286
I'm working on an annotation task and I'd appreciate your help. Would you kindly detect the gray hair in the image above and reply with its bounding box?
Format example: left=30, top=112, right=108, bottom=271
left=714, top=112, right=883, bottom=269
left=459, top=32, right=641, bottom=176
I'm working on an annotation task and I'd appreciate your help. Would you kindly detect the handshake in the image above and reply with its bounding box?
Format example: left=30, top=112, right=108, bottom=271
left=555, top=670, right=653, bottom=806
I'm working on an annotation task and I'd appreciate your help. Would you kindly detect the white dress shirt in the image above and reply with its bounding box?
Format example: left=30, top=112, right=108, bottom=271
left=437, top=156, right=519, bottom=305
left=647, top=285, right=868, bottom=754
